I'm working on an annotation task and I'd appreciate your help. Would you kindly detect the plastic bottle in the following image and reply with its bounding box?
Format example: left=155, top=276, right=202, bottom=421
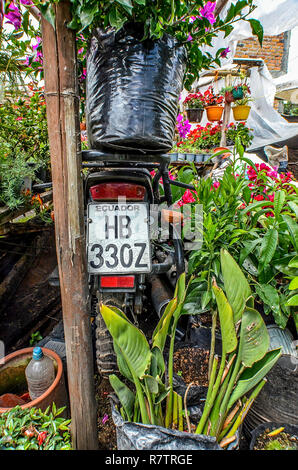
left=25, top=347, right=55, bottom=400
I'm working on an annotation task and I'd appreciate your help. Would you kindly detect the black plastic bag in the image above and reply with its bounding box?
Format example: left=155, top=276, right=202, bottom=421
left=86, top=24, right=187, bottom=154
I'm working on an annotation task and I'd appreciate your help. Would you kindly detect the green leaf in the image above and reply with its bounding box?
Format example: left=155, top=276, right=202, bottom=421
left=152, top=297, right=178, bottom=352
left=288, top=201, right=298, bottom=219
left=289, top=277, right=298, bottom=290
left=115, top=0, right=133, bottom=14
left=273, top=190, right=285, bottom=220
left=220, top=249, right=252, bottom=323
left=241, top=200, right=273, bottom=215
left=249, top=19, right=264, bottom=46
left=100, top=304, right=151, bottom=379
left=259, top=228, right=278, bottom=267
left=39, top=4, right=56, bottom=30
left=228, top=348, right=282, bottom=409
left=238, top=307, right=270, bottom=368
left=212, top=283, right=237, bottom=354
left=282, top=214, right=298, bottom=251
left=289, top=255, right=298, bottom=268
left=285, top=294, right=298, bottom=306
left=143, top=375, right=159, bottom=394
left=109, top=375, right=135, bottom=421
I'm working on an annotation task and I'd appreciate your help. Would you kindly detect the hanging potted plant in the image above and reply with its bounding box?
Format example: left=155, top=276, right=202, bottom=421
left=232, top=84, right=253, bottom=121
left=99, top=250, right=281, bottom=450
left=183, top=92, right=205, bottom=123
left=203, top=86, right=224, bottom=121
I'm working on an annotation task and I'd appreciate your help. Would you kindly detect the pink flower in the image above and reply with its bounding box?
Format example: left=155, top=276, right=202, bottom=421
left=102, top=414, right=109, bottom=424
left=187, top=34, right=193, bottom=41
left=212, top=181, right=220, bottom=189
left=32, top=36, right=42, bottom=50
left=20, top=0, right=33, bottom=5
left=5, top=2, right=21, bottom=30
left=220, top=47, right=231, bottom=58
left=78, top=47, right=84, bottom=55
left=16, top=116, right=23, bottom=121
left=199, top=1, right=216, bottom=25
left=181, top=189, right=196, bottom=204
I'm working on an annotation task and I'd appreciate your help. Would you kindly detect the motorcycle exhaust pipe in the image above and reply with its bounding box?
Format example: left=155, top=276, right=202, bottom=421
left=150, top=274, right=173, bottom=318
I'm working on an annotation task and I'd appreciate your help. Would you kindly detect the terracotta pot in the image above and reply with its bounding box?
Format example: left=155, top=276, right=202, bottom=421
left=186, top=108, right=203, bottom=123
left=232, top=105, right=251, bottom=121
left=0, top=347, right=68, bottom=414
left=205, top=106, right=223, bottom=122
left=212, top=146, right=232, bottom=159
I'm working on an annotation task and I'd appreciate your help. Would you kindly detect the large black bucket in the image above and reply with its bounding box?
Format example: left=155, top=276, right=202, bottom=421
left=86, top=24, right=187, bottom=154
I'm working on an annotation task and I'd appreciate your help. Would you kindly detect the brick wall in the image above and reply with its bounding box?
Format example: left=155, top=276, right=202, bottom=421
left=235, top=32, right=290, bottom=77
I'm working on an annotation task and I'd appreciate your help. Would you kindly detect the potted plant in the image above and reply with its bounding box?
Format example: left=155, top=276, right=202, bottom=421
left=183, top=92, right=205, bottom=123
left=232, top=84, right=253, bottom=120
left=99, top=250, right=281, bottom=450
left=202, top=86, right=224, bottom=121
left=249, top=423, right=298, bottom=450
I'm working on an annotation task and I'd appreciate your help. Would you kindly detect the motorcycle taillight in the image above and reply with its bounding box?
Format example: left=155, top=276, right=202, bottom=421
left=100, top=276, right=135, bottom=289
left=90, top=183, right=145, bottom=201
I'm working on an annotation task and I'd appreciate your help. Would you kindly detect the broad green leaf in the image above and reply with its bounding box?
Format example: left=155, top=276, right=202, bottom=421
left=174, top=272, right=186, bottom=304
left=212, top=283, right=237, bottom=354
left=150, top=346, right=165, bottom=378
left=115, top=0, right=133, bottom=14
left=289, top=277, right=298, bottom=290
left=249, top=18, right=264, bottom=45
left=259, top=228, right=278, bottom=267
left=241, top=200, right=273, bottom=216
left=152, top=297, right=178, bottom=352
left=289, top=255, right=298, bottom=268
left=286, top=294, right=298, bottom=306
left=100, top=304, right=151, bottom=379
left=109, top=375, right=135, bottom=421
left=282, top=214, right=298, bottom=251
left=239, top=307, right=270, bottom=367
left=273, top=190, right=285, bottom=220
left=228, top=348, right=281, bottom=409
left=143, top=375, right=159, bottom=394
left=220, top=249, right=252, bottom=323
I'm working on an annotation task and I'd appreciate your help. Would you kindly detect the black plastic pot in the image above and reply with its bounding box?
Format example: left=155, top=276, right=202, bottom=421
left=112, top=404, right=239, bottom=450
left=86, top=24, right=187, bottom=154
left=249, top=422, right=298, bottom=450
left=186, top=108, right=203, bottom=123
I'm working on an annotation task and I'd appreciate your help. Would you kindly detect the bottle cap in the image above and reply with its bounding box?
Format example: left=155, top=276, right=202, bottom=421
left=33, top=347, right=44, bottom=360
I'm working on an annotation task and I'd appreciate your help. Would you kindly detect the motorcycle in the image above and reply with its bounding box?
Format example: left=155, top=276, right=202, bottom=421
left=39, top=149, right=188, bottom=377
left=82, top=149, right=186, bottom=377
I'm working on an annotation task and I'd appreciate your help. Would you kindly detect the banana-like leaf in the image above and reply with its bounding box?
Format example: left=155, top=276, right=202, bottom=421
left=174, top=272, right=186, bottom=303
left=143, top=375, right=159, bottom=394
left=212, top=282, right=237, bottom=354
left=151, top=346, right=165, bottom=378
left=228, top=348, right=282, bottom=409
left=109, top=374, right=135, bottom=421
left=239, top=307, right=269, bottom=368
left=100, top=304, right=151, bottom=379
left=152, top=297, right=178, bottom=352
left=286, top=294, right=298, bottom=306
left=220, top=249, right=252, bottom=323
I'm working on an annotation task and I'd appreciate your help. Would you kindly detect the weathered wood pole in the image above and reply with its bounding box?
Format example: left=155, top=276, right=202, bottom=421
left=41, top=1, right=98, bottom=449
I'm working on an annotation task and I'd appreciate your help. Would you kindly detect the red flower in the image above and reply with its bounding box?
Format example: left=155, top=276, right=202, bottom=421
left=37, top=431, right=47, bottom=446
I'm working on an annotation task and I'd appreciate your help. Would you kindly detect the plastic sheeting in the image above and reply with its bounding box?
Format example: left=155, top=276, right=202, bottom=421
left=86, top=25, right=186, bottom=154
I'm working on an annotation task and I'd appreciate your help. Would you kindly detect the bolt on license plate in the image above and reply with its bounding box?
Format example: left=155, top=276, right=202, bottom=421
left=87, top=202, right=151, bottom=274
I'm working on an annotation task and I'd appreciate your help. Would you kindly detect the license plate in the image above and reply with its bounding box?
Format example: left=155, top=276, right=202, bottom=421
left=87, top=202, right=151, bottom=274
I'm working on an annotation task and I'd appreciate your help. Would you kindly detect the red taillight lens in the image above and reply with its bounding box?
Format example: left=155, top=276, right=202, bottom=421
left=90, top=183, right=145, bottom=201
left=100, top=276, right=135, bottom=289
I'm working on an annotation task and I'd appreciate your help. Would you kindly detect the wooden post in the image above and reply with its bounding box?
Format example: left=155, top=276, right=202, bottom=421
left=41, top=1, right=98, bottom=450
left=220, top=73, right=232, bottom=147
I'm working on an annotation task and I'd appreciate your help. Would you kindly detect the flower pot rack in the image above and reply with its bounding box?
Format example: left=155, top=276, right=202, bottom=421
left=200, top=63, right=256, bottom=148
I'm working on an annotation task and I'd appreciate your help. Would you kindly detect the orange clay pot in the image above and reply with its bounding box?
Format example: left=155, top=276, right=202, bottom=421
left=0, top=347, right=68, bottom=415
left=205, top=106, right=224, bottom=122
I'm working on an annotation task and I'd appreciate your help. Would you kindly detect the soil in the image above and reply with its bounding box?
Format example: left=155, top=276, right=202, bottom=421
left=253, top=428, right=298, bottom=451
left=173, top=346, right=210, bottom=387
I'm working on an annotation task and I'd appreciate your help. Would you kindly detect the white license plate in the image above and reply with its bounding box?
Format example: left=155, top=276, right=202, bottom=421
left=87, top=202, right=151, bottom=274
